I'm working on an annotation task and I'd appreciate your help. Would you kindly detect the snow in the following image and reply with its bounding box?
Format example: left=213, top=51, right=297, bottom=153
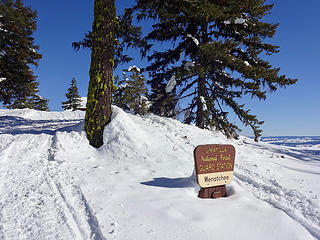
left=224, top=20, right=231, bottom=25
left=35, top=93, right=46, bottom=100
left=140, top=96, right=152, bottom=110
left=200, top=96, right=208, bottom=111
left=0, top=77, right=6, bottom=83
left=0, top=25, right=8, bottom=33
left=0, top=107, right=319, bottom=239
left=222, top=70, right=230, bottom=77
left=119, top=83, right=128, bottom=89
left=165, top=75, right=177, bottom=93
left=187, top=34, right=199, bottom=46
left=80, top=97, right=87, bottom=108
left=244, top=61, right=250, bottom=66
left=234, top=17, right=247, bottom=25
left=128, top=65, right=141, bottom=72
left=184, top=61, right=195, bottom=71
left=214, top=81, right=225, bottom=89
left=224, top=17, right=248, bottom=27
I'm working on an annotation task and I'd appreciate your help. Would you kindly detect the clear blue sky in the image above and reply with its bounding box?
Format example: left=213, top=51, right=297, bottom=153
left=22, top=0, right=319, bottom=136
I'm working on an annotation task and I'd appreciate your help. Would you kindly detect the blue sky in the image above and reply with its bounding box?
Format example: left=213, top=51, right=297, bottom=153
left=22, top=0, right=319, bottom=136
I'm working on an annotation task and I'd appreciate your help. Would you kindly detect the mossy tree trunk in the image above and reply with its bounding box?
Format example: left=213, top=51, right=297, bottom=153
left=85, top=0, right=116, bottom=148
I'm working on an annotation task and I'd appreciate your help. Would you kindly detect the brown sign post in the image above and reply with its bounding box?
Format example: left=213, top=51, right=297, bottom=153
left=194, top=144, right=235, bottom=199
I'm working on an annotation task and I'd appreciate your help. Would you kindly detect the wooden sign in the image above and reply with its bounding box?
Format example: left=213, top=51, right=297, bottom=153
left=198, top=185, right=226, bottom=199
left=194, top=144, right=235, bottom=188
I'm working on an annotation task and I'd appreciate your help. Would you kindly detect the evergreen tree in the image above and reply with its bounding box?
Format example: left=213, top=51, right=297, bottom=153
left=30, top=94, right=49, bottom=111
left=135, top=0, right=297, bottom=141
left=114, top=66, right=150, bottom=115
left=85, top=0, right=116, bottom=148
left=0, top=0, right=43, bottom=108
left=9, top=93, right=49, bottom=111
left=61, top=77, right=81, bottom=111
left=72, top=8, right=151, bottom=69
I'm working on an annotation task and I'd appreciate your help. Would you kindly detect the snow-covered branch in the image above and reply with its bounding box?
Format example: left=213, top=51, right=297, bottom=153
left=165, top=75, right=177, bottom=93
left=224, top=15, right=248, bottom=27
left=128, top=65, right=141, bottom=72
left=184, top=61, right=195, bottom=71
left=186, top=34, right=199, bottom=46
left=200, top=96, right=208, bottom=111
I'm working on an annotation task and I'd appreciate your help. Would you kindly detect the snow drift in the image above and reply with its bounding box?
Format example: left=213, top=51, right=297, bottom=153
left=0, top=107, right=319, bottom=240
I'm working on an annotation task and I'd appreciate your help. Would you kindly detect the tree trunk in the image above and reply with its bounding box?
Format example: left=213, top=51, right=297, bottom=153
left=85, top=0, right=116, bottom=148
left=196, top=21, right=209, bottom=129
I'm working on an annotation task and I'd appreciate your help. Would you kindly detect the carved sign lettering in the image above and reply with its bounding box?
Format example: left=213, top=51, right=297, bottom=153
left=194, top=144, right=235, bottom=188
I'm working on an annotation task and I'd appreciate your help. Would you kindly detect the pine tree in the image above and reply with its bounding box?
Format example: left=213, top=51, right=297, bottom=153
left=30, top=94, right=49, bottom=111
left=72, top=8, right=151, bottom=69
left=114, top=66, right=150, bottom=115
left=85, top=0, right=116, bottom=148
left=0, top=0, right=43, bottom=108
left=135, top=0, right=297, bottom=141
left=61, top=77, right=81, bottom=111
left=9, top=93, right=49, bottom=111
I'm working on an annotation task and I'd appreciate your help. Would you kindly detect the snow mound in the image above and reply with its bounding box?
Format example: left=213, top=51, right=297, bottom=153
left=102, top=106, right=152, bottom=153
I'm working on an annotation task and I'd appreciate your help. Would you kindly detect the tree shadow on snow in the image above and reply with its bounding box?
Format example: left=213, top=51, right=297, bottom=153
left=0, top=116, right=83, bottom=135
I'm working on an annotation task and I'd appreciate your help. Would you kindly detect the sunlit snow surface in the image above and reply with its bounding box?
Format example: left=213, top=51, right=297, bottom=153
left=0, top=107, right=319, bottom=240
left=262, top=136, right=320, bottom=158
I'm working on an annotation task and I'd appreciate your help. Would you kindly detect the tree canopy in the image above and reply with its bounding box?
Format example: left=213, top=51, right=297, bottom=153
left=72, top=7, right=151, bottom=69
left=0, top=0, right=48, bottom=110
left=134, top=0, right=297, bottom=140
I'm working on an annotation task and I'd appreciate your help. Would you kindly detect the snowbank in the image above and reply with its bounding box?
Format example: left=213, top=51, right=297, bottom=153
left=0, top=107, right=318, bottom=239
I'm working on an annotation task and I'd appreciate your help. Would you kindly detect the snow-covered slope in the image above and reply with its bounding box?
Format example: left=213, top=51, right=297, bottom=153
left=0, top=107, right=319, bottom=240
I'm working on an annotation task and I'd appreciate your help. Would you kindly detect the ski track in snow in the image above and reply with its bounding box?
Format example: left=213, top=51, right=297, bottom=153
left=234, top=164, right=320, bottom=238
left=0, top=117, right=106, bottom=240
left=138, top=115, right=320, bottom=239
left=121, top=114, right=320, bottom=239
left=233, top=141, right=320, bottom=239
left=144, top=115, right=320, bottom=238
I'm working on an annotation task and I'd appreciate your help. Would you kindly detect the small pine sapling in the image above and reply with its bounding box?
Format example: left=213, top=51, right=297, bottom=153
left=61, top=77, right=81, bottom=111
left=114, top=66, right=150, bottom=115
